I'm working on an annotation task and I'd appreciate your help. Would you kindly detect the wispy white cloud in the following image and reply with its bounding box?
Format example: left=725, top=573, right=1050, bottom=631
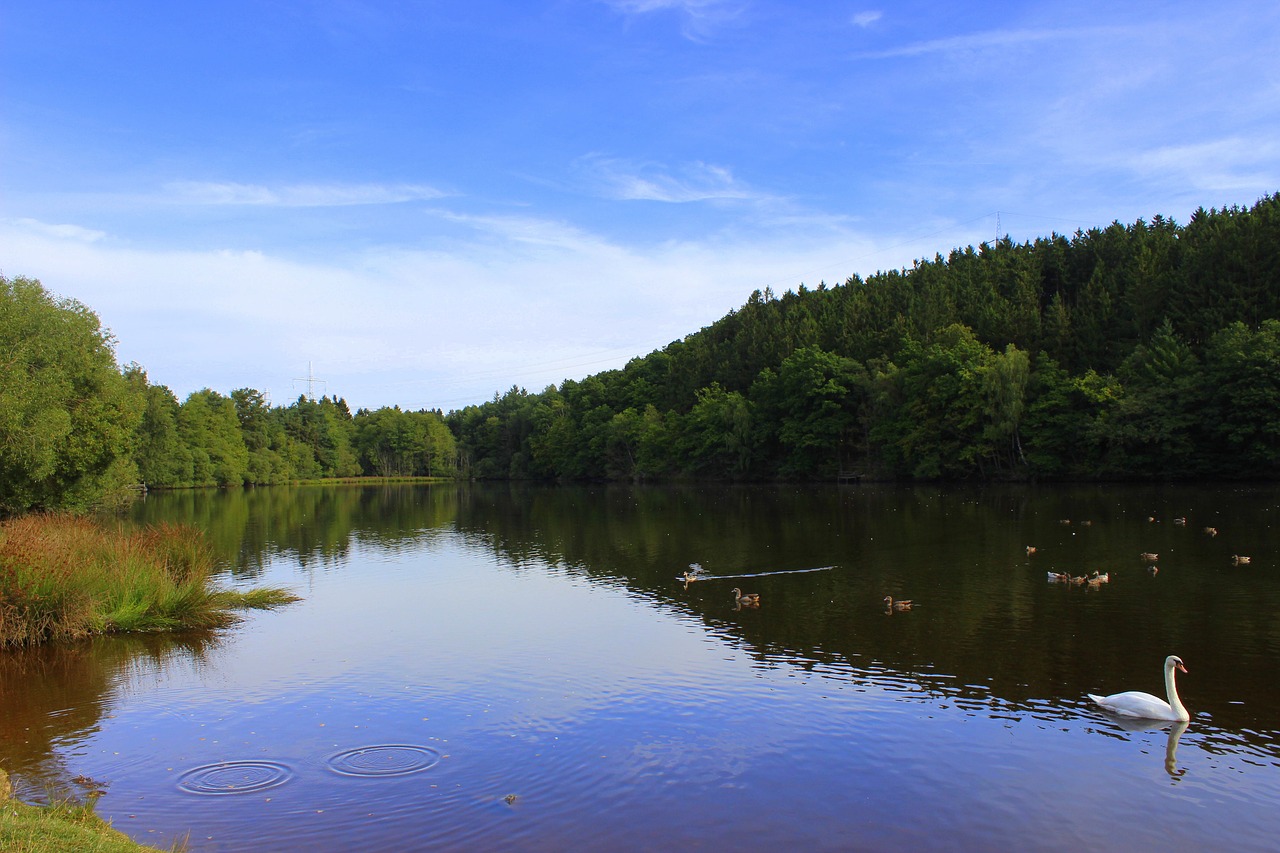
left=575, top=155, right=766, bottom=203
left=600, top=0, right=746, bottom=40
left=855, top=26, right=1131, bottom=60
left=5, top=218, right=106, bottom=242
left=851, top=11, right=881, bottom=29
left=1128, top=136, right=1280, bottom=193
left=163, top=181, right=446, bottom=207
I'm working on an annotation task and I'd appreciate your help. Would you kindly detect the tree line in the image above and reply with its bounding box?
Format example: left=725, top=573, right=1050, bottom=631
left=4, top=194, right=1279, bottom=513
left=1, top=274, right=456, bottom=514
left=448, top=194, right=1280, bottom=482
left=130, top=381, right=457, bottom=489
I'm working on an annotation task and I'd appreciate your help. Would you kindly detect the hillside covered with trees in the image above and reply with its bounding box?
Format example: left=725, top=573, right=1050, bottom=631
left=4, top=195, right=1279, bottom=513
left=448, top=195, right=1280, bottom=482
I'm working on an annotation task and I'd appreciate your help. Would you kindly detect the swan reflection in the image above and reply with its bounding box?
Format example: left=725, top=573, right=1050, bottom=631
left=1104, top=716, right=1191, bottom=778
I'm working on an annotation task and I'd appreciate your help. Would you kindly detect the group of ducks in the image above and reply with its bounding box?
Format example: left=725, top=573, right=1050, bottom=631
left=685, top=565, right=765, bottom=608
left=1031, top=514, right=1255, bottom=585
left=1046, top=569, right=1111, bottom=587
left=1166, top=517, right=1253, bottom=565
left=686, top=564, right=912, bottom=614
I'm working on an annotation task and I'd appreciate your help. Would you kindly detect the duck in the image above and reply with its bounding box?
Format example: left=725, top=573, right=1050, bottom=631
left=1088, top=571, right=1110, bottom=584
left=883, top=596, right=913, bottom=611
left=1026, top=546, right=1037, bottom=556
left=1203, top=526, right=1218, bottom=537
left=1046, top=571, right=1071, bottom=583
left=731, top=588, right=760, bottom=606
left=1139, top=553, right=1159, bottom=562
left=1088, top=655, right=1190, bottom=722
left=1173, top=517, right=1187, bottom=526
left=682, top=563, right=709, bottom=586
left=1148, top=565, right=1159, bottom=576
left=1068, top=575, right=1087, bottom=585
left=1232, top=555, right=1251, bottom=565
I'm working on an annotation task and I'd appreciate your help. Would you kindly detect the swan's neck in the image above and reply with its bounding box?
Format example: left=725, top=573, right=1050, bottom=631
left=1165, top=664, right=1190, bottom=721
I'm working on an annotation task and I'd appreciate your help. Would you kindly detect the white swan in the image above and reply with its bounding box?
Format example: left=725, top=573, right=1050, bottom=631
left=1088, top=655, right=1189, bottom=721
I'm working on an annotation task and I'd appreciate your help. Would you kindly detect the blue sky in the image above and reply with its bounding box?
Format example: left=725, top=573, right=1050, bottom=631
left=3, top=1, right=1278, bottom=411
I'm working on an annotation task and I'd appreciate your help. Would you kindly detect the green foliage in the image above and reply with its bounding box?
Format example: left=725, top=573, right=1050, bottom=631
left=178, top=389, right=250, bottom=486
left=0, top=276, right=144, bottom=513
left=872, top=325, right=997, bottom=479
left=353, top=406, right=456, bottom=477
left=1200, top=319, right=1280, bottom=476
left=752, top=346, right=871, bottom=477
left=677, top=384, right=754, bottom=477
left=11, top=194, right=1280, bottom=490
left=443, top=193, right=1280, bottom=482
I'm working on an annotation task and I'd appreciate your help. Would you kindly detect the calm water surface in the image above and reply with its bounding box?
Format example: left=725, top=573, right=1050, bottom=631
left=3, top=483, right=1279, bottom=851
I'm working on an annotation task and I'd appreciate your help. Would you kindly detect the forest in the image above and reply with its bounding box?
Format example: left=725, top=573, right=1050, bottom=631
left=447, top=195, right=1280, bottom=483
left=1, top=274, right=455, bottom=514
left=3, top=194, right=1279, bottom=513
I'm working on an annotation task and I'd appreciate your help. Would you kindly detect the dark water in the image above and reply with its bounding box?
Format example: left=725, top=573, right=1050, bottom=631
left=2, top=483, right=1278, bottom=851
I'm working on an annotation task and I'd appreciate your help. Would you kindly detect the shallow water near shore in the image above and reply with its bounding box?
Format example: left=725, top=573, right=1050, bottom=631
left=3, top=483, right=1279, bottom=851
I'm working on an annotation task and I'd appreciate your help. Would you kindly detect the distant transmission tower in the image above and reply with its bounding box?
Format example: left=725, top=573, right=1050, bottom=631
left=292, top=362, right=327, bottom=401
left=996, top=211, right=1002, bottom=244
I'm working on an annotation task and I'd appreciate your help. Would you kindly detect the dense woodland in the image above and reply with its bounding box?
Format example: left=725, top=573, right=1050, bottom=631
left=448, top=195, right=1280, bottom=482
left=1, top=274, right=456, bottom=513
left=3, top=194, right=1279, bottom=513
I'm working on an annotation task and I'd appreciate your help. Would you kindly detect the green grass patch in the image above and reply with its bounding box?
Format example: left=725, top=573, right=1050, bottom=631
left=288, top=475, right=451, bottom=486
left=0, top=769, right=173, bottom=853
left=0, top=514, right=299, bottom=649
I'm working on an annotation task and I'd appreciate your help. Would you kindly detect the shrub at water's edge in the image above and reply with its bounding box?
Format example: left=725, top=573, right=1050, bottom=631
left=0, top=514, right=299, bottom=648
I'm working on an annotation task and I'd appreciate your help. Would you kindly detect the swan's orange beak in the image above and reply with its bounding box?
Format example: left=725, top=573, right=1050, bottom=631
left=1176, top=661, right=1188, bottom=673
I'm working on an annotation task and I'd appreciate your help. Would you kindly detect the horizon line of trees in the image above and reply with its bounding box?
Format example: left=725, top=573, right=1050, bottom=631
left=130, top=379, right=458, bottom=490
left=2, top=272, right=457, bottom=514
left=5, top=193, right=1280, bottom=513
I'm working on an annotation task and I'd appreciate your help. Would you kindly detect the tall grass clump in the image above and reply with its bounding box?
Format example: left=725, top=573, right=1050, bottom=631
left=0, top=514, right=298, bottom=648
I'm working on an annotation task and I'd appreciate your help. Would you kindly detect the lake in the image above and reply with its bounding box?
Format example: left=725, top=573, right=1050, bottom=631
left=2, top=483, right=1278, bottom=851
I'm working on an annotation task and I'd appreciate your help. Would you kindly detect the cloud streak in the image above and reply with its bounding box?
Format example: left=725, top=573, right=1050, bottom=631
left=855, top=26, right=1132, bottom=60
left=575, top=155, right=767, bottom=203
left=163, top=181, right=447, bottom=207
left=600, top=0, right=746, bottom=40
left=4, top=218, right=106, bottom=242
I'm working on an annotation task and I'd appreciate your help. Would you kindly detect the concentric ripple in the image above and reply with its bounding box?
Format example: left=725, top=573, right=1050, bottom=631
left=326, top=744, right=441, bottom=778
left=177, top=760, right=293, bottom=796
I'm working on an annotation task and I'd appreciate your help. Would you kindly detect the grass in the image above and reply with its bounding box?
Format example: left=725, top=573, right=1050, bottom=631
left=0, top=514, right=299, bottom=649
left=288, top=475, right=451, bottom=486
left=0, top=769, right=174, bottom=853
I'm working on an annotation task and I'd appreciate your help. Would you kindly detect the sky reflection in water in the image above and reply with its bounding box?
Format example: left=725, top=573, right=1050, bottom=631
left=2, top=483, right=1278, bottom=851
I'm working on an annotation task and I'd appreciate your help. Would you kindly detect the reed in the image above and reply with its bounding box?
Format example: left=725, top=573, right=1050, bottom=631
left=0, top=514, right=298, bottom=648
